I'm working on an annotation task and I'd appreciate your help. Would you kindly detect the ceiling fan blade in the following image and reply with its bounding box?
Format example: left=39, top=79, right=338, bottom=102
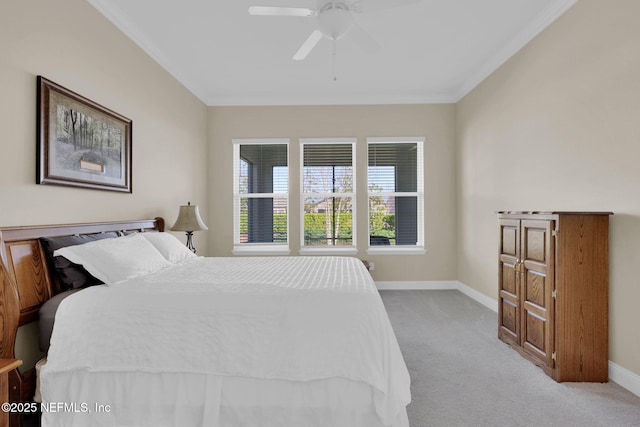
left=351, top=0, right=420, bottom=13
left=293, top=30, right=323, bottom=60
left=349, top=24, right=380, bottom=53
left=248, top=6, right=316, bottom=17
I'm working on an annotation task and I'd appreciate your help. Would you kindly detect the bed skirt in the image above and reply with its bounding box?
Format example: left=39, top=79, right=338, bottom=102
left=41, top=369, right=409, bottom=427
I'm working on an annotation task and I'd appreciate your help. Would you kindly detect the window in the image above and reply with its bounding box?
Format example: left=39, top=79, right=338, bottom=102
left=300, top=138, right=356, bottom=253
left=367, top=138, right=424, bottom=254
left=233, top=139, right=289, bottom=255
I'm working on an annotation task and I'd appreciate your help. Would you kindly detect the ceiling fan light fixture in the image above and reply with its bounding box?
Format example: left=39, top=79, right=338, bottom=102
left=248, top=6, right=315, bottom=17
left=249, top=0, right=385, bottom=62
left=317, top=2, right=354, bottom=40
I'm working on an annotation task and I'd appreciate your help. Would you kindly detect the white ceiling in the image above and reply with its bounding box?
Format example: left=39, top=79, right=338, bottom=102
left=88, top=0, right=577, bottom=106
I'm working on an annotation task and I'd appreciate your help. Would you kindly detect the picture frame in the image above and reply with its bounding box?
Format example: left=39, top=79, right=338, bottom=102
left=37, top=76, right=132, bottom=193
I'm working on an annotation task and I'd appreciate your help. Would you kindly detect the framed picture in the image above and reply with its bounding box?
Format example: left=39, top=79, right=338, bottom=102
left=37, top=76, right=132, bottom=193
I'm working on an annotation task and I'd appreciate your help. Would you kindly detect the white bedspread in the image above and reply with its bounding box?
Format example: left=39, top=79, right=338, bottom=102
left=41, top=256, right=411, bottom=426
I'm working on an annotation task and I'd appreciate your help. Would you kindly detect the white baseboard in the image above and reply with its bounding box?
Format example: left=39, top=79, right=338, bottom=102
left=377, top=280, right=640, bottom=399
left=375, top=280, right=498, bottom=312
left=609, top=361, right=640, bottom=398
left=455, top=281, right=499, bottom=313
left=375, top=281, right=459, bottom=290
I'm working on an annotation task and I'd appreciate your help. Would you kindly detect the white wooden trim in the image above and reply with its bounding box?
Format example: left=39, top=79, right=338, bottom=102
left=232, top=138, right=290, bottom=145
left=609, top=361, right=640, bottom=398
left=299, top=137, right=357, bottom=144
left=232, top=140, right=290, bottom=247
left=375, top=280, right=498, bottom=311
left=366, top=247, right=426, bottom=256
left=88, top=0, right=577, bottom=106
left=299, top=139, right=357, bottom=250
left=232, top=245, right=291, bottom=256
left=299, top=247, right=358, bottom=256
left=452, top=0, right=578, bottom=101
left=375, top=281, right=459, bottom=290
left=455, top=281, right=499, bottom=313
left=366, top=137, right=425, bottom=144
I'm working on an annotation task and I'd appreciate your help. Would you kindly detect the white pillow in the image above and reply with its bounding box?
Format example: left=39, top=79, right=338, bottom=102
left=141, top=232, right=196, bottom=264
left=54, top=233, right=172, bottom=285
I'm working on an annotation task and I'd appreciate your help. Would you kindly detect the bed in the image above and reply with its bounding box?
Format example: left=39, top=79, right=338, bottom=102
left=0, top=218, right=410, bottom=427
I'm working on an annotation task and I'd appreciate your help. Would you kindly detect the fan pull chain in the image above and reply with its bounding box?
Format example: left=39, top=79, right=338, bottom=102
left=332, top=38, right=337, bottom=81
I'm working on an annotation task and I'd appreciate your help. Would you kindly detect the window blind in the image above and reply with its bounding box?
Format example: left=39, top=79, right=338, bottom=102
left=368, top=139, right=423, bottom=247
left=301, top=139, right=355, bottom=247
left=234, top=141, right=288, bottom=245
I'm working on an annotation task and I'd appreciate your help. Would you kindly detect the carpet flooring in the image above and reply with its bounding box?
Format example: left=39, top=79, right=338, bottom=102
left=379, top=289, right=640, bottom=427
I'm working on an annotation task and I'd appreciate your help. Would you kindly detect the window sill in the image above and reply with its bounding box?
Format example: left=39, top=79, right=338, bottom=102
left=366, top=246, right=426, bottom=256
left=299, top=247, right=359, bottom=256
left=233, top=245, right=291, bottom=256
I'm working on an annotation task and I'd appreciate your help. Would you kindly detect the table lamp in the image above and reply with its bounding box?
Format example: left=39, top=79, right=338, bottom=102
left=170, top=201, right=208, bottom=253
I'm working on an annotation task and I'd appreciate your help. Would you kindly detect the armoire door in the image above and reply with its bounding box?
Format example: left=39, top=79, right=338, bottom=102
left=519, top=220, right=555, bottom=368
left=498, top=219, right=520, bottom=346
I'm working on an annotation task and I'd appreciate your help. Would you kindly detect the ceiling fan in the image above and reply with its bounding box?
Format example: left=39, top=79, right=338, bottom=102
left=248, top=0, right=419, bottom=61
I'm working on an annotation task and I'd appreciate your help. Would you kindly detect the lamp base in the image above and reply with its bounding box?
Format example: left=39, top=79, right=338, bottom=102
left=184, top=231, right=197, bottom=253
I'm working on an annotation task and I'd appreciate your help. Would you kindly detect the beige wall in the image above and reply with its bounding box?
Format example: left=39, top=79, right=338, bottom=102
left=1, top=0, right=208, bottom=368
left=0, top=0, right=208, bottom=248
left=208, top=104, right=457, bottom=281
left=456, top=0, right=640, bottom=375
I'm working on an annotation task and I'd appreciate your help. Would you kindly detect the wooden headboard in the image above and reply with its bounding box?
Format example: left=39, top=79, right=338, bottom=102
left=0, top=217, right=164, bottom=415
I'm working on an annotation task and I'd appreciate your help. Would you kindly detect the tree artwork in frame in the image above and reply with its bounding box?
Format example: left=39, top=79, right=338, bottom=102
left=37, top=76, right=132, bottom=193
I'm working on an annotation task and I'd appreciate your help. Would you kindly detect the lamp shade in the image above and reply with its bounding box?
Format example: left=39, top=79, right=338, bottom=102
left=170, top=202, right=208, bottom=232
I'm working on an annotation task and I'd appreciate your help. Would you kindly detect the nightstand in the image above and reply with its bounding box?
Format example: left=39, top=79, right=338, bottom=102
left=0, top=359, right=22, bottom=427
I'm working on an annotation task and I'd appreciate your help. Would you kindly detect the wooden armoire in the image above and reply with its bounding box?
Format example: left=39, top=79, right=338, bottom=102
left=498, top=211, right=612, bottom=382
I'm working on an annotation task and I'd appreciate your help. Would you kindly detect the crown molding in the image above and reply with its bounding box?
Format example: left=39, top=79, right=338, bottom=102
left=203, top=91, right=457, bottom=106
left=88, top=0, right=577, bottom=107
left=452, top=0, right=578, bottom=102
left=87, top=0, right=210, bottom=106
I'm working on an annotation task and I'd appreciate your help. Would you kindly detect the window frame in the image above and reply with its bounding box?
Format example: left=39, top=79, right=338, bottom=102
left=299, top=137, right=358, bottom=255
left=232, top=138, right=290, bottom=256
left=366, top=137, right=425, bottom=255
